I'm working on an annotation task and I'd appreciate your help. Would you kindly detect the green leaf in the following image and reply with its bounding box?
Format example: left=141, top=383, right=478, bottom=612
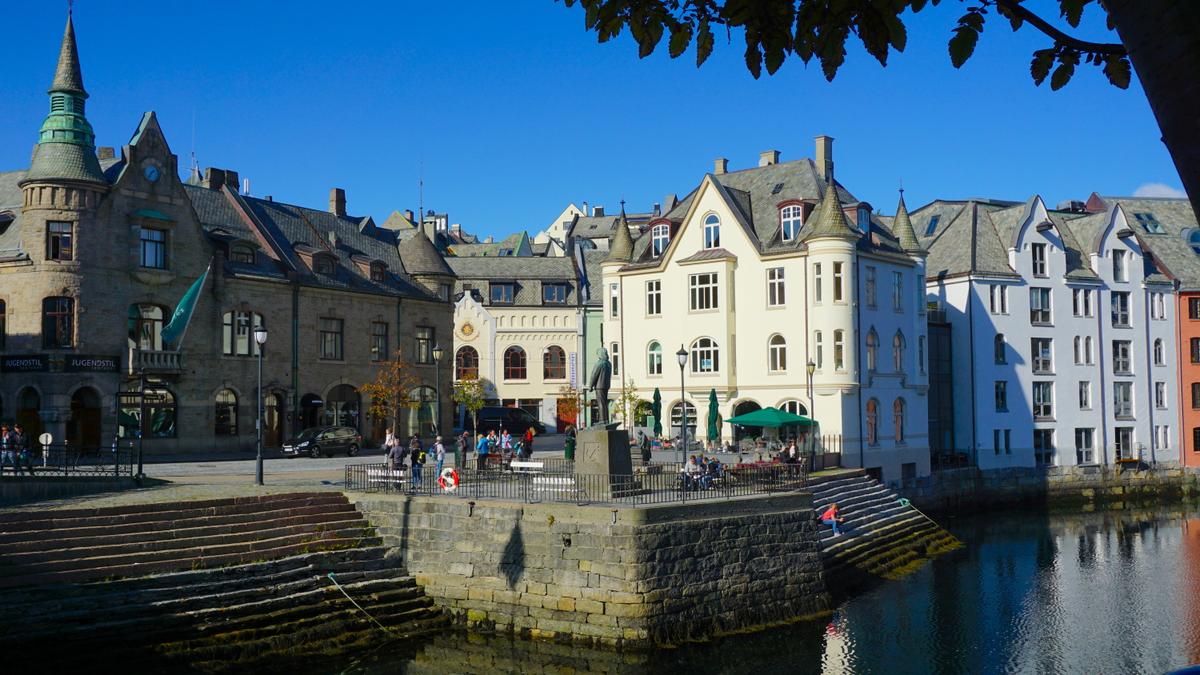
left=1030, top=48, right=1055, bottom=85
left=744, top=40, right=762, bottom=78
left=1050, top=59, right=1075, bottom=90
left=1060, top=0, right=1088, bottom=28
left=695, top=20, right=714, bottom=67
left=948, top=27, right=979, bottom=68
left=668, top=22, right=693, bottom=59
left=1103, top=54, right=1132, bottom=89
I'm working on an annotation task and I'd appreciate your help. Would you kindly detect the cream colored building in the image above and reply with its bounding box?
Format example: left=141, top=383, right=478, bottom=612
left=600, top=139, right=932, bottom=482
left=446, top=255, right=585, bottom=432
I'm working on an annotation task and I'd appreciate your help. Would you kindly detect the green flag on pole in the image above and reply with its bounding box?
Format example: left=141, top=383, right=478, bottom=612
left=161, top=262, right=211, bottom=347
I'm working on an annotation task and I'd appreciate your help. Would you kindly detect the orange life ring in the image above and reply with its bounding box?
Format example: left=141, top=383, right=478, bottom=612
left=438, top=467, right=459, bottom=492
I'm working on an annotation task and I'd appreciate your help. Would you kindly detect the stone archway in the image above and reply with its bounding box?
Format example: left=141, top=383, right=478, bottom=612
left=67, top=387, right=102, bottom=451
left=324, top=384, right=360, bottom=431
left=731, top=400, right=762, bottom=443
left=16, top=387, right=43, bottom=449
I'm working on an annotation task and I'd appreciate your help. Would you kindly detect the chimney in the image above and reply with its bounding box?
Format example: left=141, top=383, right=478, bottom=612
left=451, top=223, right=461, bottom=234
left=96, top=146, right=115, bottom=160
left=582, top=201, right=589, bottom=217
left=714, top=158, right=728, bottom=175
left=329, top=188, right=346, bottom=216
left=653, top=203, right=661, bottom=216
left=328, top=231, right=339, bottom=248
left=485, top=236, right=494, bottom=244
left=814, top=135, right=834, bottom=183
left=225, top=170, right=240, bottom=192
left=404, top=209, right=415, bottom=223
left=593, top=205, right=605, bottom=217
left=203, top=167, right=226, bottom=190
left=759, top=150, right=780, bottom=167
left=265, top=195, right=273, bottom=202
left=242, top=178, right=251, bottom=196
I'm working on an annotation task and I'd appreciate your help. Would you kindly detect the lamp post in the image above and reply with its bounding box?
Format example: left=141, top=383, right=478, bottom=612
left=254, top=326, right=268, bottom=486
left=806, top=359, right=817, bottom=464
left=432, top=344, right=444, bottom=437
left=676, top=345, right=688, bottom=466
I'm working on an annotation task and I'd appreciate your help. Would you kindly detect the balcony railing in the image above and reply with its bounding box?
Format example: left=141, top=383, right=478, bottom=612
left=128, top=347, right=183, bottom=375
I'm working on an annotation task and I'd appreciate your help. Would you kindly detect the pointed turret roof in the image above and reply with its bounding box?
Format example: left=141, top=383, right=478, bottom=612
left=51, top=12, right=86, bottom=96
left=799, top=183, right=859, bottom=242
left=23, top=11, right=105, bottom=185
left=893, top=192, right=922, bottom=252
left=607, top=203, right=635, bottom=262
left=399, top=229, right=455, bottom=277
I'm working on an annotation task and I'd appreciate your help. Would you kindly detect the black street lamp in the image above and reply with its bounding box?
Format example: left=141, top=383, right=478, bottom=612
left=676, top=345, right=688, bottom=466
left=254, top=325, right=268, bottom=486
left=432, top=344, right=445, bottom=437
left=806, top=358, right=817, bottom=462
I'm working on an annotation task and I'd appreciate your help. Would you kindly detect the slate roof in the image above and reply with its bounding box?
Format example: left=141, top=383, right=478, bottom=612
left=568, top=210, right=656, bottom=242
left=52, top=13, right=86, bottom=95
left=446, top=255, right=578, bottom=281
left=1090, top=196, right=1200, bottom=288
left=398, top=230, right=454, bottom=277
left=0, top=170, right=26, bottom=257
left=581, top=249, right=607, bottom=307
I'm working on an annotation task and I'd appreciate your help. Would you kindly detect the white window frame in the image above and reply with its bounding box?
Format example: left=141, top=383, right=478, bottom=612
left=781, top=205, right=803, bottom=242
left=1033, top=381, right=1054, bottom=420
left=703, top=214, right=721, bottom=249
left=690, top=337, right=719, bottom=374
left=645, top=280, right=662, bottom=316
left=768, top=334, right=787, bottom=373
left=767, top=267, right=786, bottom=307
left=1075, top=428, right=1094, bottom=464
left=1031, top=243, right=1048, bottom=277
left=1079, top=381, right=1091, bottom=409
left=651, top=224, right=670, bottom=257
left=647, top=341, right=663, bottom=376
left=688, top=273, right=719, bottom=311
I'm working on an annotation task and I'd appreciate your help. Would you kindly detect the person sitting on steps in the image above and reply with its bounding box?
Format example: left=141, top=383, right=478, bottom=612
left=821, top=503, right=845, bottom=536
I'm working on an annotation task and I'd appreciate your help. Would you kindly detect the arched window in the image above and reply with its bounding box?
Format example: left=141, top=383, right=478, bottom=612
left=651, top=224, right=670, bottom=256
left=1154, top=338, right=1165, bottom=366
left=325, top=384, right=360, bottom=429
left=781, top=205, right=804, bottom=241
left=778, top=400, right=807, bottom=416
left=690, top=337, right=719, bottom=373
left=834, top=330, right=845, bottom=371
left=145, top=387, right=177, bottom=438
left=370, top=263, right=387, bottom=282
left=230, top=244, right=256, bottom=264
left=647, top=341, right=663, bottom=376
left=703, top=214, right=721, bottom=249
left=893, top=331, right=905, bottom=371
left=215, top=389, right=238, bottom=436
left=769, top=334, right=787, bottom=372
left=314, top=254, right=336, bottom=275
left=866, top=329, right=879, bottom=372
left=866, top=399, right=879, bottom=446
left=893, top=398, right=906, bottom=443
left=455, top=346, right=479, bottom=380
left=222, top=311, right=264, bottom=356
left=504, top=346, right=527, bottom=380
left=543, top=345, right=567, bottom=380
left=42, top=296, right=74, bottom=348
left=1084, top=336, right=1093, bottom=364
left=671, top=400, right=697, bottom=435
left=994, top=334, right=1006, bottom=364
left=1073, top=336, right=1082, bottom=364
left=0, top=299, right=6, bottom=351
left=128, top=304, right=166, bottom=351
left=407, top=386, right=437, bottom=437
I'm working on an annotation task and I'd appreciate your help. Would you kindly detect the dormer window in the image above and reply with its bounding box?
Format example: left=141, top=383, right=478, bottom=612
left=651, top=224, right=670, bottom=256
left=230, top=245, right=255, bottom=265
left=314, top=255, right=335, bottom=275
left=703, top=214, right=720, bottom=249
left=370, top=263, right=387, bottom=282
left=1133, top=212, right=1165, bottom=234
left=857, top=206, right=871, bottom=231
left=780, top=205, right=803, bottom=242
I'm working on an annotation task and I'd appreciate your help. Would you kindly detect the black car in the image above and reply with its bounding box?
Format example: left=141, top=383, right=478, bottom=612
left=282, top=426, right=361, bottom=458
left=464, top=406, right=546, bottom=437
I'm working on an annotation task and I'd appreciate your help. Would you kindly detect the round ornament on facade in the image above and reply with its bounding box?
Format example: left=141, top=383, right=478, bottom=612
left=458, top=322, right=476, bottom=340
left=143, top=165, right=160, bottom=182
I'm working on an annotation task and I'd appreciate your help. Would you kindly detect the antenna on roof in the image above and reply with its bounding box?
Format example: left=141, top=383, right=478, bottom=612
left=189, top=109, right=198, bottom=178
left=899, top=178, right=904, bottom=197
left=418, top=161, right=424, bottom=230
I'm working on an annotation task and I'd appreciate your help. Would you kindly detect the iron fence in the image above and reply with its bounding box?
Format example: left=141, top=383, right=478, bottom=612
left=345, top=461, right=808, bottom=506
left=0, top=444, right=136, bottom=478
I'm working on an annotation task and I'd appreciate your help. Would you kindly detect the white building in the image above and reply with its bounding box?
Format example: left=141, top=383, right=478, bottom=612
left=600, top=138, right=931, bottom=482
left=917, top=196, right=1178, bottom=468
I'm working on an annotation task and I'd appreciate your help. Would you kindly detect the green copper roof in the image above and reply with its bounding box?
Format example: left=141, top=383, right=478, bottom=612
left=892, top=193, right=922, bottom=252
left=799, top=183, right=859, bottom=242
left=608, top=207, right=635, bottom=262
left=24, top=12, right=105, bottom=185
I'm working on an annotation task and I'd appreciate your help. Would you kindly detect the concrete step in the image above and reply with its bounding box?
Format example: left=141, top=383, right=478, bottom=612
left=823, top=492, right=902, bottom=519
left=818, top=502, right=910, bottom=535
left=0, top=501, right=361, bottom=546
left=811, top=480, right=881, bottom=505
left=808, top=476, right=872, bottom=499
left=821, top=512, right=928, bottom=562
left=0, top=532, right=383, bottom=588
left=826, top=519, right=943, bottom=578
left=0, top=492, right=349, bottom=533
left=820, top=506, right=923, bottom=548
left=0, top=512, right=369, bottom=557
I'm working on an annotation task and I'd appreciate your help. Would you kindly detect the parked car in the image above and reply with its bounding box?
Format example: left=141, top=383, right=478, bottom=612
left=282, top=426, right=361, bottom=458
left=463, top=406, right=546, bottom=437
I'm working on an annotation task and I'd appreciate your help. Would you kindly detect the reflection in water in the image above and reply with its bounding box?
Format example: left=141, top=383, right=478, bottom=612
left=295, top=506, right=1200, bottom=675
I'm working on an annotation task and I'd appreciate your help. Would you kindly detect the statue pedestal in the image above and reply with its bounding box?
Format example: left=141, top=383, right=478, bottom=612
left=575, top=427, right=640, bottom=499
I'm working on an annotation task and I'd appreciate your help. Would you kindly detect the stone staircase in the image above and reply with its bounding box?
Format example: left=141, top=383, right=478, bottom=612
left=0, top=492, right=447, bottom=670
left=810, top=471, right=960, bottom=590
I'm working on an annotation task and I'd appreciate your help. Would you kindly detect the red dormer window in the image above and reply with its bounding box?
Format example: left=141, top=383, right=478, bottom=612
left=314, top=255, right=335, bottom=275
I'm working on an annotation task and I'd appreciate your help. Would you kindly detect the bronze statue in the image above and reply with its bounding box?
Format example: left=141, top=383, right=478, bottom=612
left=589, top=347, right=612, bottom=425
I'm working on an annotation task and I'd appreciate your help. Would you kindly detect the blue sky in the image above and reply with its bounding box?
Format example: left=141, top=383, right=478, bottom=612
left=0, top=1, right=1182, bottom=239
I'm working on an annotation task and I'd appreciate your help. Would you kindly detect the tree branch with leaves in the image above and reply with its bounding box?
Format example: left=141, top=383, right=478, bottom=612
left=362, top=357, right=422, bottom=436
left=452, top=376, right=488, bottom=433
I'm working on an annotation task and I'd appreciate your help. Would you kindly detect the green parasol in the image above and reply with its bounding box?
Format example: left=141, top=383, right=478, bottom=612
left=725, top=407, right=815, bottom=427
left=651, top=388, right=663, bottom=436
left=706, top=389, right=720, bottom=443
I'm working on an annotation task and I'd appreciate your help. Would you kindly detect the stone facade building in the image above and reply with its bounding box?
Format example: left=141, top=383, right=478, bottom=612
left=0, top=14, right=453, bottom=453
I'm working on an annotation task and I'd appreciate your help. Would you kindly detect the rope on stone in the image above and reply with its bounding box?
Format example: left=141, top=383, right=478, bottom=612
left=327, top=572, right=395, bottom=636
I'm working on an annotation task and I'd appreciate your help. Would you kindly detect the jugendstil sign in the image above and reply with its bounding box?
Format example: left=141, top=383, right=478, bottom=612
left=63, top=355, right=120, bottom=373
left=1, top=355, right=49, bottom=372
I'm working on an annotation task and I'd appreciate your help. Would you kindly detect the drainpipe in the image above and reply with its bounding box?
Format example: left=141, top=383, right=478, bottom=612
left=966, top=277, right=978, bottom=466
left=1143, top=287, right=1156, bottom=465
left=855, top=256, right=865, bottom=471
left=291, top=279, right=300, bottom=437
left=1176, top=288, right=1186, bottom=465
left=1096, top=284, right=1109, bottom=466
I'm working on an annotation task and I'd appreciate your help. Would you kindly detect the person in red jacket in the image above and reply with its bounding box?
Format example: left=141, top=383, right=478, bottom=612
left=821, top=503, right=845, bottom=536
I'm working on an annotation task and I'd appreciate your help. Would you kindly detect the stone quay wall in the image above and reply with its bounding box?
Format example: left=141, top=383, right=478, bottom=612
left=350, top=492, right=829, bottom=648
left=898, top=464, right=1200, bottom=514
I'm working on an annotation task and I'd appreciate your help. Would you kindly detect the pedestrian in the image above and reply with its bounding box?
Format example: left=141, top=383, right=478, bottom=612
left=384, top=428, right=398, bottom=469
left=13, top=424, right=32, bottom=476
left=476, top=431, right=491, bottom=470
left=387, top=435, right=407, bottom=475
left=564, top=424, right=576, bottom=461
left=410, top=436, right=426, bottom=489
left=434, top=435, right=446, bottom=477
left=0, top=424, right=14, bottom=476
left=821, top=503, right=845, bottom=536
left=522, top=427, right=535, bottom=458
left=457, top=430, right=470, bottom=468
left=640, top=431, right=652, bottom=465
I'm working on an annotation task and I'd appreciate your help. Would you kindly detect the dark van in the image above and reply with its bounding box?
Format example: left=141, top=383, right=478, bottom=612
left=464, top=406, right=546, bottom=437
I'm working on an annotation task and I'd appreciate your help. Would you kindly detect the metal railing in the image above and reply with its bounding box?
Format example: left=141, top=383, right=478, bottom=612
left=128, top=347, right=184, bottom=375
left=0, top=443, right=136, bottom=478
left=345, top=461, right=808, bottom=506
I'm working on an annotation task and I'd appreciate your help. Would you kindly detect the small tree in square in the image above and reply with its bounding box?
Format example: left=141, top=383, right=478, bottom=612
left=612, top=377, right=642, bottom=429
left=452, top=375, right=488, bottom=432
left=556, top=383, right=583, bottom=427
left=362, top=357, right=422, bottom=434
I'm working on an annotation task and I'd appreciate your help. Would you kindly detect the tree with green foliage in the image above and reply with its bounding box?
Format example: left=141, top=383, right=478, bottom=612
left=362, top=357, right=422, bottom=437
left=558, top=0, right=1200, bottom=220
left=452, top=376, right=488, bottom=432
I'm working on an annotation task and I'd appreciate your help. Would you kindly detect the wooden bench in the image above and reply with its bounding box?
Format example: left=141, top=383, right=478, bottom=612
left=510, top=460, right=544, bottom=475
left=366, top=468, right=409, bottom=488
